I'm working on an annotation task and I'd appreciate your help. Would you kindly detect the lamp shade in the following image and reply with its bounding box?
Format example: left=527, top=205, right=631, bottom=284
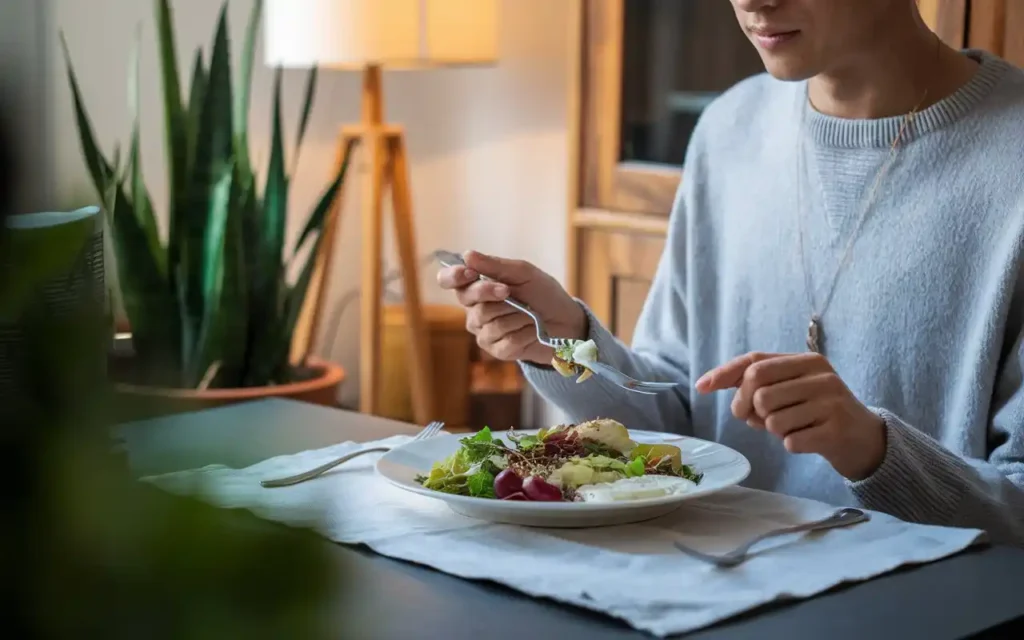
left=264, top=0, right=499, bottom=70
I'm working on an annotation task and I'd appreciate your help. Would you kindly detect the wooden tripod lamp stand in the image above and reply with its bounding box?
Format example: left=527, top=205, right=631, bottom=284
left=265, top=0, right=499, bottom=423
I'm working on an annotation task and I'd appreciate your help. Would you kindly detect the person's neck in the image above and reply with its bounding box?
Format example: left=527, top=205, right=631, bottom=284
left=807, top=25, right=979, bottom=120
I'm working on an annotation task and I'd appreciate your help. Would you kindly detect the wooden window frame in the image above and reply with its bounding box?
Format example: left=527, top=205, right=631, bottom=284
left=579, top=0, right=681, bottom=217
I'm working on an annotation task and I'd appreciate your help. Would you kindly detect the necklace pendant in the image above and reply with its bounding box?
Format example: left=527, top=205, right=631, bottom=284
left=807, top=315, right=823, bottom=354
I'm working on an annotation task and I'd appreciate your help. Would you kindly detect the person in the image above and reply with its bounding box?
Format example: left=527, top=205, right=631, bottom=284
left=438, top=0, right=1024, bottom=545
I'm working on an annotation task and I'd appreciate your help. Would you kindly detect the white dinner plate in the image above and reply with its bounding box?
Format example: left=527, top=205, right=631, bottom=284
left=376, top=429, right=751, bottom=528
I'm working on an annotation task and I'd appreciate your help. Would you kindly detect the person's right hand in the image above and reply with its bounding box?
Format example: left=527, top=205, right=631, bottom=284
left=436, top=250, right=587, bottom=366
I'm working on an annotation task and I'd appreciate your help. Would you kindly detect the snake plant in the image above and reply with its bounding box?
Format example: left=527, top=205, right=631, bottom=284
left=61, top=0, right=354, bottom=389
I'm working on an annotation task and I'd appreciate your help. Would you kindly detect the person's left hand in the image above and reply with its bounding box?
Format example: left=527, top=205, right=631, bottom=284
left=695, top=352, right=886, bottom=481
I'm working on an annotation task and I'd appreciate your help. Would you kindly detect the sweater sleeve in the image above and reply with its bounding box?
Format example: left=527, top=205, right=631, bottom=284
left=519, top=187, right=694, bottom=435
left=848, top=334, right=1024, bottom=546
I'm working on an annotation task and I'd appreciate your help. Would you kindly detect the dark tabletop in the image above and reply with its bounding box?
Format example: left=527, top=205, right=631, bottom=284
left=116, top=398, right=1024, bottom=640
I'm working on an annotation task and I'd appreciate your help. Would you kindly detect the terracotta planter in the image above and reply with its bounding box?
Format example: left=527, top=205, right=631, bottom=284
left=112, top=356, right=345, bottom=422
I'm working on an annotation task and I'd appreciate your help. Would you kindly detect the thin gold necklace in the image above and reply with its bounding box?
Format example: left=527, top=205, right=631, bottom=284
left=794, top=88, right=928, bottom=354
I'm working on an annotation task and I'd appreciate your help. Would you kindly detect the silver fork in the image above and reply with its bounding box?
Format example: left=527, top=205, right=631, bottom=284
left=672, top=507, right=870, bottom=568
left=434, top=250, right=680, bottom=395
left=260, top=421, right=445, bottom=488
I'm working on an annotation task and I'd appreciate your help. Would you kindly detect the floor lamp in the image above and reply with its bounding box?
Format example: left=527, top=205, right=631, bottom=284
left=264, top=0, right=499, bottom=424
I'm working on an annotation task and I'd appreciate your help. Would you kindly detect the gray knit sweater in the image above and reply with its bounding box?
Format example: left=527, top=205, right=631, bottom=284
left=524, top=50, right=1024, bottom=545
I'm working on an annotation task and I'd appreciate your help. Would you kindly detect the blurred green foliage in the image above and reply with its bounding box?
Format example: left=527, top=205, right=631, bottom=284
left=8, top=314, right=344, bottom=638
left=2, top=68, right=347, bottom=640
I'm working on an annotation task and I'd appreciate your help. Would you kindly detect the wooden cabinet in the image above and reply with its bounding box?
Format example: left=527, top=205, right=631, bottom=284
left=580, top=0, right=761, bottom=218
left=968, top=0, right=1024, bottom=66
left=574, top=0, right=763, bottom=331
left=1008, top=2, right=1024, bottom=66
left=575, top=211, right=666, bottom=344
left=921, top=0, right=1024, bottom=66
left=569, top=0, right=1022, bottom=341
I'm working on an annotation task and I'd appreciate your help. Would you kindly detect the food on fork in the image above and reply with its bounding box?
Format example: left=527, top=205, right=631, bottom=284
left=551, top=339, right=599, bottom=383
left=415, top=419, right=702, bottom=503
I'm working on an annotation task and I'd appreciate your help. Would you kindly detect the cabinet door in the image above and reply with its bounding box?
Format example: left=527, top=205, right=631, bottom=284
left=581, top=0, right=765, bottom=216
left=577, top=222, right=666, bottom=346
left=1008, top=2, right=1024, bottom=66
left=969, top=0, right=1024, bottom=66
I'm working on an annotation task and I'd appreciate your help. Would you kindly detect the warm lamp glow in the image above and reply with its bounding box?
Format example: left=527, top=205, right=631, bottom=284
left=264, top=0, right=497, bottom=423
left=264, top=0, right=499, bottom=70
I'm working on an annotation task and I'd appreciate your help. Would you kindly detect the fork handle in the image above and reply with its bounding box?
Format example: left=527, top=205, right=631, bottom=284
left=739, top=508, right=869, bottom=552
left=434, top=250, right=555, bottom=344
left=260, top=447, right=391, bottom=488
left=436, top=251, right=531, bottom=306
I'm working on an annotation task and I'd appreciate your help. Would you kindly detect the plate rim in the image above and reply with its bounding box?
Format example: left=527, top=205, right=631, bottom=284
left=375, top=428, right=751, bottom=511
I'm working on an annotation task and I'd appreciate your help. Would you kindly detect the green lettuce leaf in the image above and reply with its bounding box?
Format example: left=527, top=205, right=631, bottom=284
left=510, top=433, right=540, bottom=451
left=625, top=457, right=646, bottom=478
left=466, top=470, right=496, bottom=498
left=458, top=427, right=506, bottom=465
left=416, top=428, right=508, bottom=497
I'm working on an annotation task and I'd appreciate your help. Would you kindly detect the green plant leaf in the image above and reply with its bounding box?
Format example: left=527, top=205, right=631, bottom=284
left=263, top=67, right=288, bottom=277
left=60, top=33, right=114, bottom=197
left=278, top=232, right=323, bottom=371
left=174, top=260, right=195, bottom=385
left=189, top=164, right=234, bottom=386
left=292, top=66, right=318, bottom=173
left=186, top=49, right=207, bottom=168
left=110, top=143, right=123, bottom=182
left=275, top=135, right=351, bottom=369
left=293, top=137, right=355, bottom=258
left=182, top=2, right=234, bottom=361
left=127, top=24, right=165, bottom=277
left=59, top=0, right=351, bottom=390
left=245, top=66, right=289, bottom=384
left=234, top=0, right=262, bottom=179
left=106, top=176, right=180, bottom=383
left=155, top=0, right=185, bottom=122
left=237, top=176, right=260, bottom=276
left=218, top=169, right=249, bottom=388
left=62, top=28, right=178, bottom=382
left=235, top=177, right=262, bottom=385
left=155, top=0, right=189, bottom=275
left=128, top=139, right=164, bottom=277
left=201, top=166, right=233, bottom=334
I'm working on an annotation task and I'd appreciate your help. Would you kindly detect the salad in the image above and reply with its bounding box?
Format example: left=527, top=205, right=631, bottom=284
left=415, top=419, right=703, bottom=503
left=551, top=339, right=599, bottom=383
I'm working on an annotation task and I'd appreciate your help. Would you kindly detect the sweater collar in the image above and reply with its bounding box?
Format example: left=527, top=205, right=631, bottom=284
left=801, top=49, right=1012, bottom=149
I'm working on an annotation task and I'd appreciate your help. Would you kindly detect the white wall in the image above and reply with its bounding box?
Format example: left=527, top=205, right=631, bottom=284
left=49, top=0, right=573, bottom=420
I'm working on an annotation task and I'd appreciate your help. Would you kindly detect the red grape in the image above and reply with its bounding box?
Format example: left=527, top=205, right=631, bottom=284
left=523, top=475, right=563, bottom=501
left=501, top=492, right=528, bottom=501
left=493, top=469, right=524, bottom=499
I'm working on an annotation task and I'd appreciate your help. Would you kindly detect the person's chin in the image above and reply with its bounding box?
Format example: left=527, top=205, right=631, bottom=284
left=760, top=56, right=817, bottom=82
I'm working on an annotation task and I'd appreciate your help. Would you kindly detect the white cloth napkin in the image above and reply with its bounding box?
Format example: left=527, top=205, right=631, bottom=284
left=144, top=436, right=986, bottom=638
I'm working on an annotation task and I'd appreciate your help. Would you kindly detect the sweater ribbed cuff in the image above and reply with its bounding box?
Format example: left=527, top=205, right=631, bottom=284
left=847, top=408, right=967, bottom=525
